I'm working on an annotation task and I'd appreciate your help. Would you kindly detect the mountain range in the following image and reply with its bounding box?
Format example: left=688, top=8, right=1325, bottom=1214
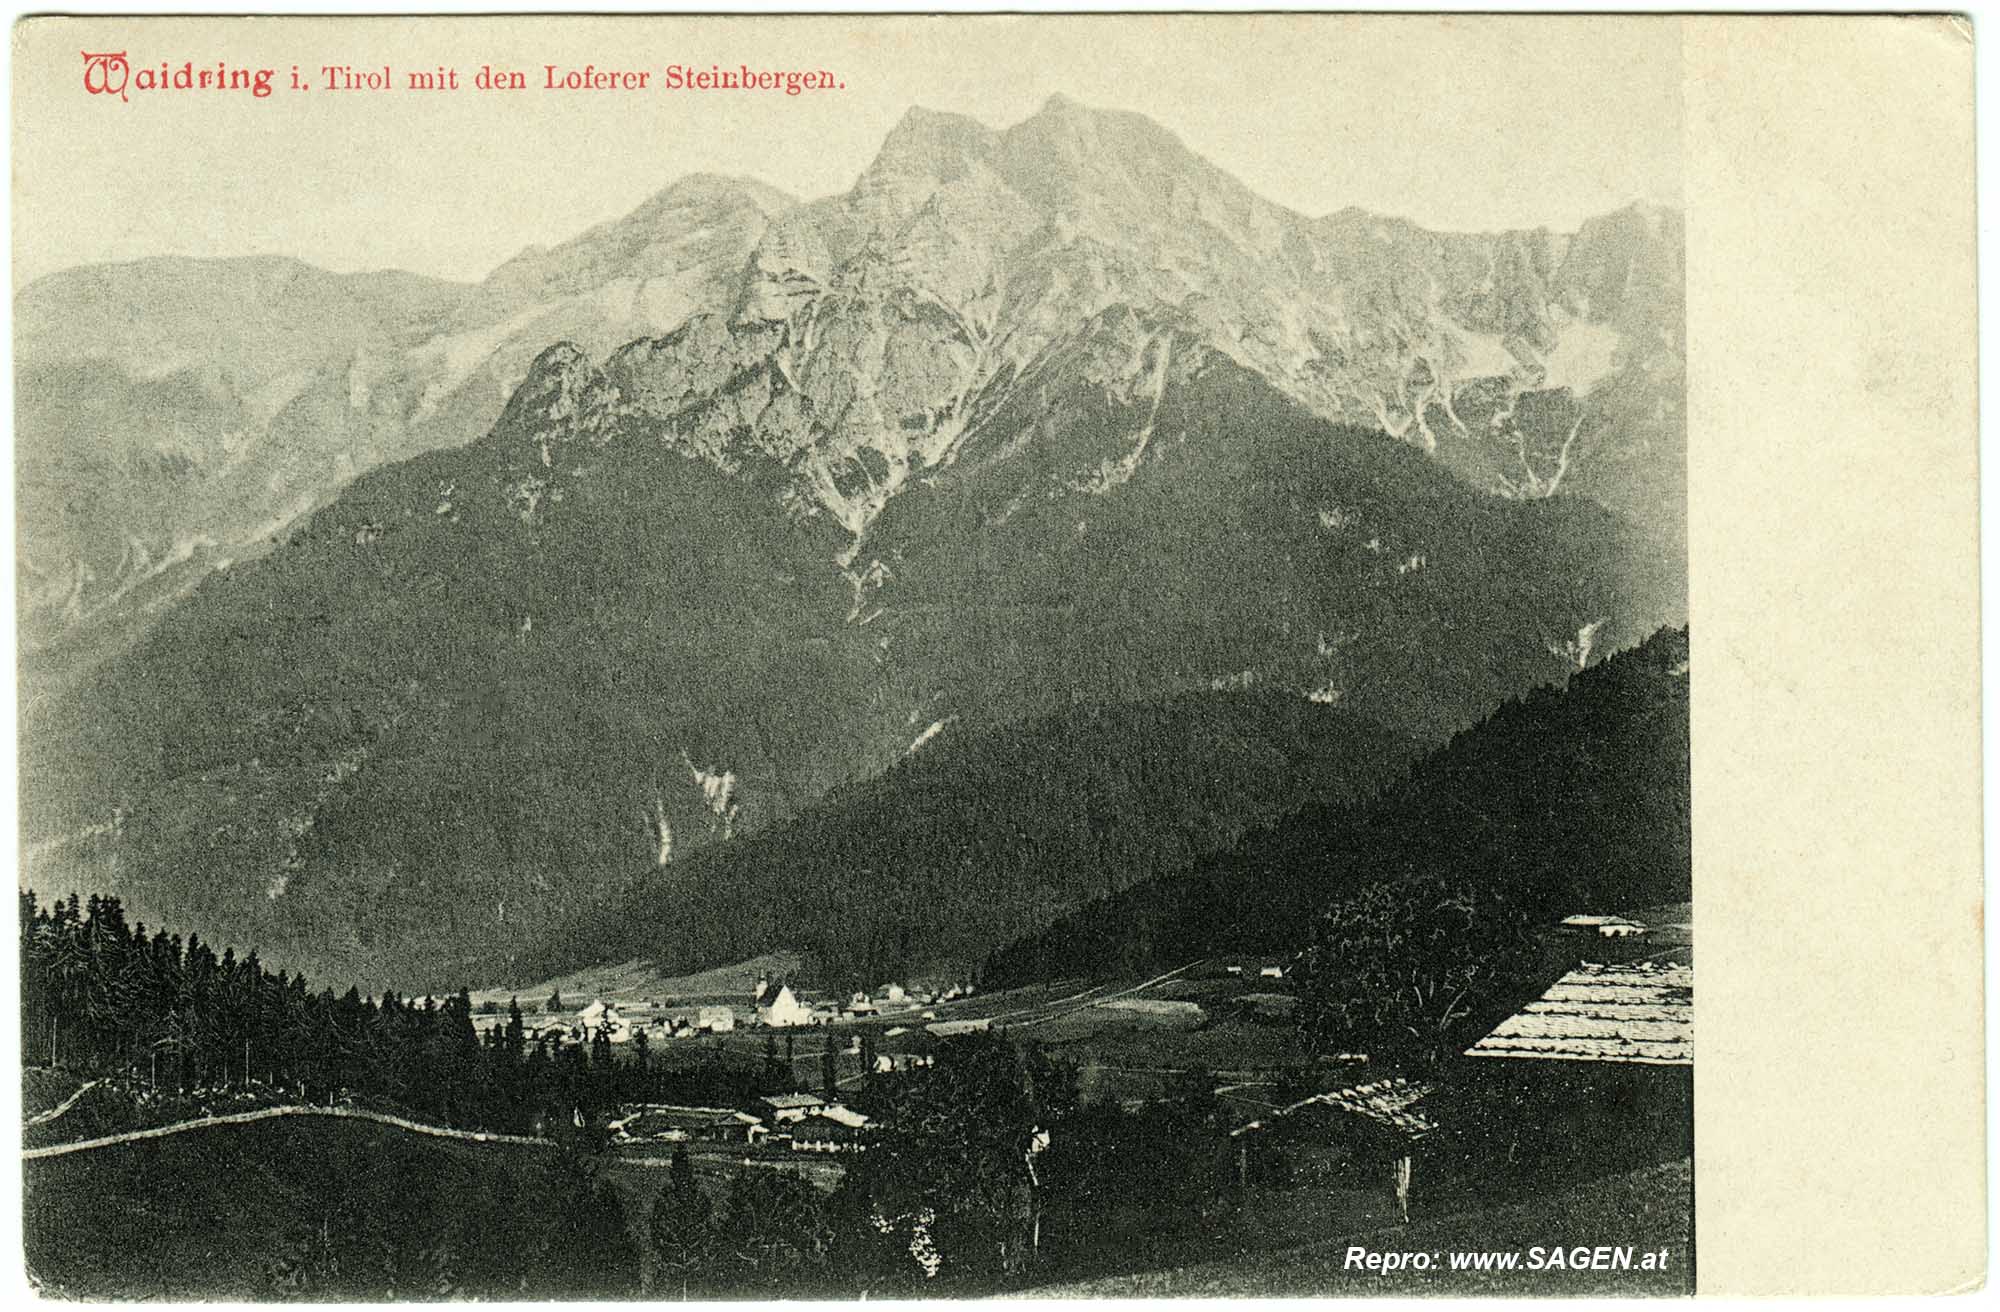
left=15, top=176, right=794, bottom=671
left=16, top=94, right=1687, bottom=990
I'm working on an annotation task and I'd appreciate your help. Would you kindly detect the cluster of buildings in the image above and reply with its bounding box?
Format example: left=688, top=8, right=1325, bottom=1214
left=608, top=1091, right=877, bottom=1154
left=509, top=974, right=981, bottom=1050
left=752, top=976, right=973, bottom=1028
left=526, top=999, right=740, bottom=1047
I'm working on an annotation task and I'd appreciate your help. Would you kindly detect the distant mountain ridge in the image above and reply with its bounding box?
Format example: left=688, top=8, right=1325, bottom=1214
left=16, top=175, right=795, bottom=661
left=19, top=95, right=1681, bottom=657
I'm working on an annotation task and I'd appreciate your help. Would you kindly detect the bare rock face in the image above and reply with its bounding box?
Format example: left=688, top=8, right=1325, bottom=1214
left=684, top=95, right=1685, bottom=559
left=19, top=94, right=1682, bottom=663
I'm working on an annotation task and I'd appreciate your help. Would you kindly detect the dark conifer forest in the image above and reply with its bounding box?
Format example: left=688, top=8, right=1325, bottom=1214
left=984, top=627, right=1691, bottom=988
left=520, top=690, right=1416, bottom=990
left=18, top=889, right=777, bottom=1135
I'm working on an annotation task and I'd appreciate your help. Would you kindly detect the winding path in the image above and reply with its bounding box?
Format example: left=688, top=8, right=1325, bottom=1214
left=23, top=1103, right=549, bottom=1161
left=24, top=1079, right=104, bottom=1128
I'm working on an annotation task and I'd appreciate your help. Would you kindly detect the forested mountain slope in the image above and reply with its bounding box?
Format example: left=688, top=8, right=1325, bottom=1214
left=985, top=627, right=1691, bottom=985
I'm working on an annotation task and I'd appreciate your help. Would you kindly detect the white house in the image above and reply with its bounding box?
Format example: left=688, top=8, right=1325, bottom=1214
left=873, top=1052, right=934, bottom=1074
left=758, top=985, right=814, bottom=1028
left=578, top=1000, right=632, bottom=1043
left=1560, top=914, right=1650, bottom=939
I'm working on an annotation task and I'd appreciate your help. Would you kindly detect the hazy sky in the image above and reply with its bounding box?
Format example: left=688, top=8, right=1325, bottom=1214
left=13, top=13, right=1684, bottom=289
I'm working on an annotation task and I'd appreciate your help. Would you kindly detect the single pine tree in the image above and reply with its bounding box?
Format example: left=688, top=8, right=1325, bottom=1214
left=648, top=1144, right=715, bottom=1295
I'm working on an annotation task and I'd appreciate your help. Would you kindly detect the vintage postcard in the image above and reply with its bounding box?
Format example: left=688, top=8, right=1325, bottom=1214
left=8, top=11, right=1981, bottom=1300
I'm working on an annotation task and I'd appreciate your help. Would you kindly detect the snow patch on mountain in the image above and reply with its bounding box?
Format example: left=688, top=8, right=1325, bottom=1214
left=906, top=717, right=955, bottom=756
left=682, top=750, right=741, bottom=840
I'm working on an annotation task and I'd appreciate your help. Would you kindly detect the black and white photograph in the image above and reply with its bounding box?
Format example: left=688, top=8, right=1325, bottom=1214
left=30, top=9, right=1961, bottom=1300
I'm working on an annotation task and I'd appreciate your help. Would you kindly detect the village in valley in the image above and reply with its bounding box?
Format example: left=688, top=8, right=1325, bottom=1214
left=471, top=973, right=979, bottom=1157
left=453, top=900, right=1693, bottom=1263
left=21, top=884, right=1693, bottom=1297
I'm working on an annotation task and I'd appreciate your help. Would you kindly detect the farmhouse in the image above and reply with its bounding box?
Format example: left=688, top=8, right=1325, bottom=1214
left=624, top=1104, right=768, bottom=1145
left=790, top=1104, right=872, bottom=1152
left=1231, top=1076, right=1438, bottom=1221
left=695, top=1005, right=736, bottom=1033
left=873, top=1052, right=933, bottom=1074
left=1456, top=960, right=1693, bottom=1188
left=1233, top=1077, right=1439, bottom=1144
left=759, top=1092, right=827, bottom=1124
left=1464, top=961, right=1692, bottom=1066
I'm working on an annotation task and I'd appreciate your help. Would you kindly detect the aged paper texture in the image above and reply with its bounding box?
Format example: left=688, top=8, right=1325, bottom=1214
left=1683, top=14, right=1982, bottom=1296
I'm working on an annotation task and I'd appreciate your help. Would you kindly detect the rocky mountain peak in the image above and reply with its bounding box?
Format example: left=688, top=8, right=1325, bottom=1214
left=851, top=106, right=1001, bottom=228
left=495, top=340, right=592, bottom=438
left=994, top=92, right=1211, bottom=211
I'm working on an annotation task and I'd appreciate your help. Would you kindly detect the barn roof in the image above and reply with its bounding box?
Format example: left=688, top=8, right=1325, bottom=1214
left=812, top=1105, right=871, bottom=1129
left=1465, top=961, right=1692, bottom=1066
left=634, top=1104, right=764, bottom=1129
